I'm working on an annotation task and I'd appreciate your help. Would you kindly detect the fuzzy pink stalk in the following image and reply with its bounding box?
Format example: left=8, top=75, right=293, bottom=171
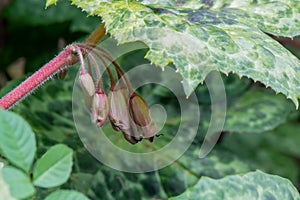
left=0, top=46, right=76, bottom=110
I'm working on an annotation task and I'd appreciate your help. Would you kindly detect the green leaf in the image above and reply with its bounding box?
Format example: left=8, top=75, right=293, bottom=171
left=196, top=74, right=251, bottom=105
left=0, top=164, right=16, bottom=200
left=265, top=122, right=300, bottom=158
left=69, top=173, right=94, bottom=194
left=0, top=109, right=36, bottom=172
left=69, top=0, right=300, bottom=107
left=222, top=132, right=299, bottom=183
left=170, top=171, right=300, bottom=200
left=46, top=0, right=58, bottom=8
left=159, top=146, right=252, bottom=197
left=224, top=89, right=293, bottom=133
left=2, top=166, right=35, bottom=199
left=33, top=144, right=73, bottom=188
left=45, top=190, right=90, bottom=200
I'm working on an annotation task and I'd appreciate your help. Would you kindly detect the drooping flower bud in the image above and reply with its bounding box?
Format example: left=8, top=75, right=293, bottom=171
left=129, top=93, right=156, bottom=142
left=83, top=93, right=93, bottom=111
left=121, top=130, right=139, bottom=144
left=92, top=89, right=109, bottom=127
left=79, top=71, right=95, bottom=96
left=58, top=68, right=68, bottom=80
left=108, top=88, right=130, bottom=132
left=120, top=117, right=144, bottom=144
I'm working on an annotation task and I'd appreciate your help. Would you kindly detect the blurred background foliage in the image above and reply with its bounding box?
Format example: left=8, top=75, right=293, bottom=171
left=1, top=0, right=300, bottom=199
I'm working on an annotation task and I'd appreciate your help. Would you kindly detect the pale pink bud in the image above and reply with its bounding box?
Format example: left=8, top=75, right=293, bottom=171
left=108, top=89, right=130, bottom=132
left=79, top=71, right=95, bottom=96
left=121, top=131, right=139, bottom=144
left=84, top=94, right=93, bottom=111
left=92, top=89, right=109, bottom=127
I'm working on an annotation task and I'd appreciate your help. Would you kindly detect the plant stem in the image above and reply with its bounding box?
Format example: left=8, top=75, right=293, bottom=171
left=85, top=24, right=106, bottom=45
left=0, top=47, right=76, bottom=109
left=0, top=24, right=106, bottom=110
left=86, top=49, right=116, bottom=88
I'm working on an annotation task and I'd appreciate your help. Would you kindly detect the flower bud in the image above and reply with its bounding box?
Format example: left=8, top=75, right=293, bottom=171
left=83, top=93, right=93, bottom=111
left=129, top=93, right=156, bottom=141
left=58, top=68, right=68, bottom=80
left=121, top=131, right=139, bottom=144
left=121, top=117, right=144, bottom=144
left=79, top=71, right=95, bottom=96
left=108, top=88, right=130, bottom=132
left=92, top=89, right=109, bottom=127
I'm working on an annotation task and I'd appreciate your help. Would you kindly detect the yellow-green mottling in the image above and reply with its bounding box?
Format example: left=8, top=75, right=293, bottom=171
left=47, top=0, right=300, bottom=107
left=224, top=89, right=293, bottom=133
left=170, top=171, right=300, bottom=200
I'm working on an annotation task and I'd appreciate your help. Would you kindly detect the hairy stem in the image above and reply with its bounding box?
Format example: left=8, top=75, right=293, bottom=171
left=0, top=24, right=106, bottom=109
left=0, top=47, right=76, bottom=109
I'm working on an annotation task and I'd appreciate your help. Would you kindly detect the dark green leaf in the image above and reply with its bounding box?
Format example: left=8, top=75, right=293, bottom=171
left=224, top=89, right=293, bottom=133
left=159, top=146, right=252, bottom=197
left=4, top=0, right=99, bottom=33
left=222, top=132, right=299, bottom=183
left=264, top=122, right=300, bottom=158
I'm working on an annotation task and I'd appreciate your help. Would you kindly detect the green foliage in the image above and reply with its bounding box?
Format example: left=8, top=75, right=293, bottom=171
left=33, top=144, right=73, bottom=188
left=2, top=166, right=35, bottom=199
left=224, top=89, right=293, bottom=133
left=170, top=171, right=300, bottom=200
left=3, top=0, right=100, bottom=32
left=1, top=0, right=300, bottom=199
left=48, top=0, right=300, bottom=107
left=0, top=109, right=88, bottom=199
left=0, top=109, right=36, bottom=172
left=158, top=146, right=253, bottom=197
left=222, top=122, right=300, bottom=183
left=45, top=190, right=91, bottom=200
left=0, top=165, right=16, bottom=200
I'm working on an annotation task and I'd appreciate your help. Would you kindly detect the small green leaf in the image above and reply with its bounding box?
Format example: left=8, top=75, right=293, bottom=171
left=46, top=0, right=58, bottom=8
left=2, top=166, right=35, bottom=199
left=0, top=164, right=16, bottom=200
left=170, top=171, right=300, bottom=200
left=0, top=109, right=36, bottom=172
left=33, top=144, right=73, bottom=188
left=224, top=89, right=293, bottom=133
left=45, top=190, right=90, bottom=200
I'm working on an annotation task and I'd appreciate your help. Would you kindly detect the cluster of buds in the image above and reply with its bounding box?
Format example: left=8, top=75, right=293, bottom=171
left=72, top=43, right=156, bottom=144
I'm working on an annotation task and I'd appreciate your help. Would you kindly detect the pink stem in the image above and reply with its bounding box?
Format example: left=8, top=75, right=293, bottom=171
left=0, top=46, right=75, bottom=110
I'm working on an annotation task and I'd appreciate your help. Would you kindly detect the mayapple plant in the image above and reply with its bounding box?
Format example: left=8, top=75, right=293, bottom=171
left=0, top=24, right=156, bottom=144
